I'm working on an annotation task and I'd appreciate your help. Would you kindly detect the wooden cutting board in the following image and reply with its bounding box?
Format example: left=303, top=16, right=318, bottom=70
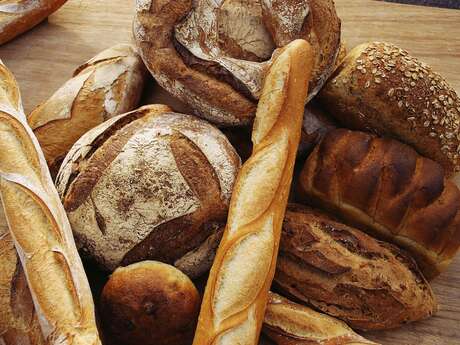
left=0, top=1, right=459, bottom=344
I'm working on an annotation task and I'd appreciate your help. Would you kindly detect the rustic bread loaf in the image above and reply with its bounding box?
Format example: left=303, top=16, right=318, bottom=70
left=0, top=206, right=45, bottom=345
left=263, top=292, right=379, bottom=345
left=319, top=42, right=460, bottom=177
left=275, top=204, right=437, bottom=330
left=0, top=0, right=67, bottom=45
left=56, top=105, right=241, bottom=273
left=100, top=261, right=200, bottom=345
left=134, top=0, right=340, bottom=126
left=0, top=60, right=101, bottom=344
left=193, top=39, right=314, bottom=345
left=298, top=128, right=460, bottom=279
left=28, top=44, right=146, bottom=175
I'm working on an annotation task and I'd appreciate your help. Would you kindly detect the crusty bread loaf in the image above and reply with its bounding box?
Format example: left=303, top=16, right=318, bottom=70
left=28, top=44, right=146, bottom=175
left=0, top=206, right=45, bottom=345
left=299, top=128, right=460, bottom=279
left=275, top=204, right=437, bottom=330
left=192, top=39, right=314, bottom=345
left=0, top=0, right=67, bottom=45
left=319, top=42, right=460, bottom=177
left=263, top=292, right=379, bottom=345
left=134, top=0, right=340, bottom=126
left=56, top=105, right=240, bottom=274
left=100, top=261, right=200, bottom=345
left=0, top=60, right=101, bottom=344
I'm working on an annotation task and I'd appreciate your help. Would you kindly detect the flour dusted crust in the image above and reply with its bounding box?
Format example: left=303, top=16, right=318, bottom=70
left=0, top=0, right=68, bottom=45
left=28, top=44, right=146, bottom=173
left=56, top=106, right=241, bottom=272
left=134, top=0, right=340, bottom=126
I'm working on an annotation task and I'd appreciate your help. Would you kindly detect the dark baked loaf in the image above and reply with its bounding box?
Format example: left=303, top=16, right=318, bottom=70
left=298, top=129, right=460, bottom=279
left=275, top=204, right=437, bottom=330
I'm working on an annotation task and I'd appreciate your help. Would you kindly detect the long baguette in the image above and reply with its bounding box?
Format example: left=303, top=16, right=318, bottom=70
left=263, top=293, right=379, bottom=345
left=192, top=39, right=314, bottom=345
left=0, top=61, right=101, bottom=344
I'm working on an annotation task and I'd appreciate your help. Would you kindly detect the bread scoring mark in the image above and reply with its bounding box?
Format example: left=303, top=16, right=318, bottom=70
left=215, top=304, right=258, bottom=345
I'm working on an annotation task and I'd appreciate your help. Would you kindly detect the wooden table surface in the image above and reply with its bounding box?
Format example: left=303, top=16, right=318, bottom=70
left=0, top=1, right=459, bottom=345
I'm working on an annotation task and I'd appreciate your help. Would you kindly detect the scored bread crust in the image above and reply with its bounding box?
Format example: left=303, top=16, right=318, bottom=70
left=0, top=0, right=68, bottom=45
left=263, top=292, right=379, bottom=345
left=133, top=0, right=340, bottom=126
left=28, top=44, right=146, bottom=175
left=0, top=61, right=101, bottom=344
left=319, top=42, right=460, bottom=177
left=299, top=128, right=460, bottom=279
left=275, top=204, right=437, bottom=330
left=192, top=40, right=314, bottom=345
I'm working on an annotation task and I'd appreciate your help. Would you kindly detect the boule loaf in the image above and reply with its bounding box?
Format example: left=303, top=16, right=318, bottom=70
left=0, top=61, right=101, bottom=344
left=275, top=204, right=437, bottom=330
left=192, top=39, right=314, bottom=345
left=56, top=105, right=241, bottom=273
left=28, top=44, right=146, bottom=175
left=0, top=0, right=67, bottom=45
left=134, top=0, right=340, bottom=126
left=263, top=292, right=379, bottom=345
left=319, top=42, right=460, bottom=177
left=298, top=129, right=460, bottom=279
left=0, top=206, right=45, bottom=345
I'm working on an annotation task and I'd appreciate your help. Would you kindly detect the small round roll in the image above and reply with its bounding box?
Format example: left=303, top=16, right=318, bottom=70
left=100, top=261, right=200, bottom=345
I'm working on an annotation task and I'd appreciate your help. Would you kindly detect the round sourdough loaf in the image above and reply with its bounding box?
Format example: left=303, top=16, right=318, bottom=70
left=133, top=0, right=341, bottom=126
left=100, top=261, right=200, bottom=345
left=56, top=105, right=241, bottom=273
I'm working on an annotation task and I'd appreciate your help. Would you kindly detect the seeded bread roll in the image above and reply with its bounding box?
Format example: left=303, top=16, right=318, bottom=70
left=275, top=204, right=437, bottom=330
left=319, top=42, right=460, bottom=178
left=134, top=0, right=340, bottom=126
left=263, top=292, right=379, bottom=345
left=28, top=44, right=146, bottom=175
left=0, top=0, right=67, bottom=45
left=0, top=206, right=45, bottom=345
left=100, top=261, right=200, bottom=345
left=298, top=129, right=460, bottom=279
left=56, top=105, right=241, bottom=273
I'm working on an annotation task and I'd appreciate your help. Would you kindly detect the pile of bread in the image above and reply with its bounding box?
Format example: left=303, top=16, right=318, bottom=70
left=1, top=1, right=459, bottom=345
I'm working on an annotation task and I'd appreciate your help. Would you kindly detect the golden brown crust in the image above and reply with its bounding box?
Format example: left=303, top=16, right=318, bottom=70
left=298, top=128, right=460, bottom=279
left=192, top=40, right=314, bottom=345
left=100, top=261, right=200, bottom=345
left=28, top=44, right=146, bottom=175
left=274, top=204, right=437, bottom=330
left=319, top=42, right=460, bottom=176
left=134, top=0, right=340, bottom=126
left=56, top=105, right=241, bottom=273
left=263, top=292, right=379, bottom=345
left=0, top=0, right=67, bottom=45
left=0, top=60, right=101, bottom=344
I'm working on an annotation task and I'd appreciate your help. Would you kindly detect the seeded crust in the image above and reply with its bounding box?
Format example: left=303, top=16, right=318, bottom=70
left=298, top=129, right=460, bottom=279
left=134, top=0, right=340, bottom=126
left=319, top=42, right=460, bottom=176
left=274, top=204, right=437, bottom=331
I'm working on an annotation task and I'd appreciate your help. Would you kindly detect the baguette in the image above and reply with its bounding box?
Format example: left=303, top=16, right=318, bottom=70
left=263, top=292, right=379, bottom=345
left=0, top=0, right=67, bottom=45
left=28, top=44, right=146, bottom=175
left=0, top=61, right=101, bottom=344
left=0, top=206, right=45, bottom=345
left=192, top=39, right=314, bottom=345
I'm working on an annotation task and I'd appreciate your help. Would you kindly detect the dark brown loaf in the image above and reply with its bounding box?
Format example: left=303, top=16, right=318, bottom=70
left=319, top=42, right=460, bottom=177
left=56, top=105, right=241, bottom=273
left=28, top=44, right=146, bottom=175
left=0, top=0, right=67, bottom=45
left=275, top=204, right=437, bottom=330
left=134, top=0, right=340, bottom=126
left=100, top=261, right=200, bottom=345
left=298, top=129, right=460, bottom=279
